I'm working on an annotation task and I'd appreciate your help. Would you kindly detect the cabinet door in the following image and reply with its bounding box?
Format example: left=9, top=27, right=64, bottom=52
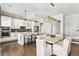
left=11, top=33, right=18, bottom=40
left=13, top=19, right=20, bottom=29
left=17, top=20, right=26, bottom=27
left=21, top=20, right=26, bottom=26
left=26, top=21, right=32, bottom=29
left=1, top=16, right=11, bottom=27
left=11, top=18, right=15, bottom=29
left=18, top=34, right=24, bottom=46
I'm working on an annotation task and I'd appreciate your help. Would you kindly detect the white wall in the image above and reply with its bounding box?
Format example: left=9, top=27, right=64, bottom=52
left=65, top=14, right=79, bottom=37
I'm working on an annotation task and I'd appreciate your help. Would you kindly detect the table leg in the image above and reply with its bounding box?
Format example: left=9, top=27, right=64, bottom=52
left=46, top=42, right=54, bottom=56
left=51, top=44, right=53, bottom=56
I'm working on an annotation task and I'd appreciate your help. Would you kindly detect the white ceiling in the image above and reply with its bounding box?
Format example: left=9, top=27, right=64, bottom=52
left=1, top=3, right=79, bottom=19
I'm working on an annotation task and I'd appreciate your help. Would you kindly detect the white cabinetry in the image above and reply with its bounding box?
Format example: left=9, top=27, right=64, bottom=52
left=26, top=21, right=32, bottom=29
left=11, top=19, right=26, bottom=29
left=32, top=22, right=40, bottom=32
left=32, top=22, right=35, bottom=32
left=11, top=18, right=22, bottom=29
left=11, top=18, right=15, bottom=29
left=11, top=33, right=18, bottom=40
left=18, top=33, right=24, bottom=46
left=21, top=20, right=26, bottom=26
left=14, top=19, right=20, bottom=29
left=1, top=16, right=11, bottom=27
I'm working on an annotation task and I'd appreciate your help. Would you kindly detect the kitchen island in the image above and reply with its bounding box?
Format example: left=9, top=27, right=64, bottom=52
left=0, top=31, right=38, bottom=44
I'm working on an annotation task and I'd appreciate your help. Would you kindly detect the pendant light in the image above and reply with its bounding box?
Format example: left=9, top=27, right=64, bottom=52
left=24, top=9, right=27, bottom=21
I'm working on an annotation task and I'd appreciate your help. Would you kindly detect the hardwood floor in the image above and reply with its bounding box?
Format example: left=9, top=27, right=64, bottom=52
left=0, top=42, right=36, bottom=56
left=70, top=43, right=79, bottom=56
left=0, top=41, right=79, bottom=56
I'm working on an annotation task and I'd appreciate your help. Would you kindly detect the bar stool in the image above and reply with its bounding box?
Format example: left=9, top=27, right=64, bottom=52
left=32, top=34, right=37, bottom=42
left=24, top=34, right=28, bottom=44
left=24, top=34, right=32, bottom=44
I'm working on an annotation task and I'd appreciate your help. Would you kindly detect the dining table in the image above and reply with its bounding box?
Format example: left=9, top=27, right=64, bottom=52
left=45, top=36, right=63, bottom=56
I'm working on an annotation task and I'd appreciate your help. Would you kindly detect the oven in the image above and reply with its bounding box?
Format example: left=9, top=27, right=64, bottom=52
left=2, top=32, right=10, bottom=37
left=0, top=27, right=10, bottom=38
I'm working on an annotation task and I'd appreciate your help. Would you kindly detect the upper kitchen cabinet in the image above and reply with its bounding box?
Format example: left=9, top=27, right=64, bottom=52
left=20, top=20, right=26, bottom=26
left=32, top=21, right=40, bottom=32
left=26, top=21, right=32, bottom=29
left=11, top=18, right=15, bottom=29
left=11, top=18, right=21, bottom=29
left=11, top=18, right=26, bottom=29
left=1, top=16, right=11, bottom=27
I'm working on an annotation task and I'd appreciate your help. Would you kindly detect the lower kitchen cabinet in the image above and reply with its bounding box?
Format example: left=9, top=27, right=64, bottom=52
left=18, top=33, right=25, bottom=46
left=11, top=33, right=18, bottom=40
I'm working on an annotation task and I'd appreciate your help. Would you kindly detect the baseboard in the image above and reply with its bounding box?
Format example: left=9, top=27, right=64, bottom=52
left=0, top=40, right=17, bottom=44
